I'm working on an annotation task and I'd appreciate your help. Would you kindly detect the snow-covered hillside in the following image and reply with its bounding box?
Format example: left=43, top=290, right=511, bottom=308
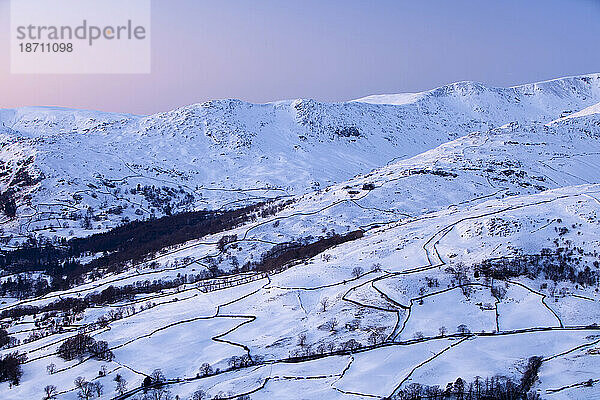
left=1, top=74, right=600, bottom=245
left=1, top=74, right=600, bottom=400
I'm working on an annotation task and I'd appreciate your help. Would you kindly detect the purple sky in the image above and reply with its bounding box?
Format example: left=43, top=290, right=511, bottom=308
left=1, top=0, right=599, bottom=115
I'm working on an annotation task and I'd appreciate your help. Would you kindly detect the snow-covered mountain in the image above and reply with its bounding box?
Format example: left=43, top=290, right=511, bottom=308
left=1, top=74, right=600, bottom=244
left=1, top=74, right=600, bottom=400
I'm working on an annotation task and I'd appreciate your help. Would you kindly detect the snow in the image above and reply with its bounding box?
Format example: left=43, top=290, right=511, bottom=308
left=497, top=282, right=560, bottom=331
left=2, top=73, right=600, bottom=246
left=2, top=73, right=600, bottom=399
left=406, top=331, right=599, bottom=390
left=334, top=339, right=454, bottom=397
left=398, top=286, right=498, bottom=340
left=353, top=92, right=425, bottom=105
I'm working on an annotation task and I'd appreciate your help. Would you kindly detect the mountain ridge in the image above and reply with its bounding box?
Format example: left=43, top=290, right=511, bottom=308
left=1, top=73, right=600, bottom=245
left=2, top=72, right=600, bottom=132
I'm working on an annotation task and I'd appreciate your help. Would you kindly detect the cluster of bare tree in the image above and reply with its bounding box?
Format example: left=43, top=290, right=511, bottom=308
left=73, top=376, right=103, bottom=399
left=388, top=356, right=543, bottom=400
left=189, top=389, right=250, bottom=400
left=475, top=244, right=599, bottom=287
left=1, top=271, right=213, bottom=321
left=0, top=328, right=12, bottom=348
left=227, top=354, right=254, bottom=369
left=43, top=371, right=128, bottom=398
left=57, top=333, right=113, bottom=362
left=389, top=376, right=540, bottom=400
left=0, top=351, right=27, bottom=386
left=0, top=189, right=18, bottom=218
left=0, top=157, right=39, bottom=218
left=0, top=199, right=291, bottom=301
left=246, top=230, right=364, bottom=273
left=133, top=184, right=195, bottom=216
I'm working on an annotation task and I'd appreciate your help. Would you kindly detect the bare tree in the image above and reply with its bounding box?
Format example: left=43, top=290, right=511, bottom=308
left=228, top=355, right=251, bottom=369
left=228, top=356, right=240, bottom=369
left=414, top=331, right=425, bottom=340
left=491, top=285, right=507, bottom=300
left=547, top=283, right=557, bottom=298
left=77, top=381, right=94, bottom=400
left=91, top=382, right=103, bottom=397
left=46, top=363, right=56, bottom=375
left=74, top=377, right=86, bottom=391
left=453, top=263, right=470, bottom=286
left=351, top=266, right=364, bottom=279
left=151, top=369, right=166, bottom=384
left=371, top=263, right=382, bottom=272
left=297, top=333, right=307, bottom=348
left=439, top=326, right=447, bottom=337
left=461, top=284, right=473, bottom=299
left=198, top=362, right=213, bottom=377
left=148, top=387, right=172, bottom=400
left=341, top=339, right=361, bottom=351
left=191, top=389, right=207, bottom=400
left=240, top=354, right=252, bottom=367
left=368, top=331, right=385, bottom=345
left=324, top=318, right=338, bottom=332
left=319, top=297, right=329, bottom=312
left=43, top=385, right=58, bottom=400
left=457, top=324, right=470, bottom=335
left=114, top=374, right=128, bottom=395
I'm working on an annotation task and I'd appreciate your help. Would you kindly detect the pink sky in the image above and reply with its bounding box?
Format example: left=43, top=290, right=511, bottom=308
left=1, top=0, right=599, bottom=115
